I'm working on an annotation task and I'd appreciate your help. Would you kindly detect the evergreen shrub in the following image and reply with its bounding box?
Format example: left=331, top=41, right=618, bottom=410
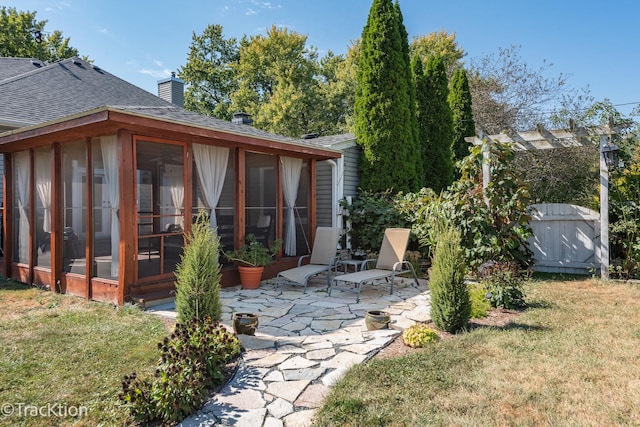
left=429, top=226, right=470, bottom=333
left=175, top=212, right=222, bottom=322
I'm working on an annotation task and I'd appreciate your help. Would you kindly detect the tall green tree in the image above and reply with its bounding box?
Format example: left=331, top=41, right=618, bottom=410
left=410, top=30, right=465, bottom=77
left=423, top=55, right=454, bottom=191
left=231, top=25, right=321, bottom=137
left=412, top=55, right=430, bottom=185
left=178, top=24, right=239, bottom=120
left=354, top=0, right=421, bottom=193
left=316, top=47, right=358, bottom=134
left=0, top=6, right=81, bottom=61
left=448, top=68, right=476, bottom=164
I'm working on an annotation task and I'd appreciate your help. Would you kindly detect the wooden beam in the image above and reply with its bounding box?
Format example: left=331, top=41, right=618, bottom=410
left=28, top=148, right=35, bottom=284
left=276, top=155, right=283, bottom=258
left=3, top=153, right=12, bottom=277
left=308, top=159, right=317, bottom=245
left=50, top=142, right=62, bottom=293
left=85, top=138, right=93, bottom=299
left=118, top=130, right=135, bottom=305
left=184, top=142, right=193, bottom=235
left=236, top=148, right=245, bottom=250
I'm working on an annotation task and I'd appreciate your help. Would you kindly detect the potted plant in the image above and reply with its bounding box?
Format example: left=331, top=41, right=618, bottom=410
left=224, top=234, right=281, bottom=289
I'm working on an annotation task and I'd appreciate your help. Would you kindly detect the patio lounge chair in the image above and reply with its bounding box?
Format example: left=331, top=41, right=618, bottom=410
left=276, top=227, right=341, bottom=292
left=329, top=228, right=419, bottom=303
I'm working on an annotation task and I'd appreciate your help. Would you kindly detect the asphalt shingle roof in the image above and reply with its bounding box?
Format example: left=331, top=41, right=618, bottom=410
left=0, top=57, right=46, bottom=80
left=0, top=57, right=340, bottom=153
left=0, top=57, right=170, bottom=126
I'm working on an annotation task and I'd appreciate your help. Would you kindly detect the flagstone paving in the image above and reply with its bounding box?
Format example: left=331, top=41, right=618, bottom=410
left=148, top=276, right=431, bottom=427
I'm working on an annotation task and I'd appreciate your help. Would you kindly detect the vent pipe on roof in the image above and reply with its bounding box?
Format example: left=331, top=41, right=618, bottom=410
left=232, top=112, right=253, bottom=125
left=157, top=72, right=184, bottom=108
left=301, top=133, right=319, bottom=139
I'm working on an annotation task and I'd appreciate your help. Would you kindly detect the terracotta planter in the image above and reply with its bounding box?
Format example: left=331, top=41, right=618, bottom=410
left=238, top=265, right=264, bottom=289
left=365, top=310, right=391, bottom=330
left=233, top=312, right=259, bottom=335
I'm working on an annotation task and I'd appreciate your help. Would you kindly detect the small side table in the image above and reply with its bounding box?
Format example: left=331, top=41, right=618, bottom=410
left=338, top=259, right=364, bottom=274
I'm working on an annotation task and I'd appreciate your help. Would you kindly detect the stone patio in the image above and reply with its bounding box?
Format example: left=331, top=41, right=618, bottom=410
left=148, top=275, right=431, bottom=427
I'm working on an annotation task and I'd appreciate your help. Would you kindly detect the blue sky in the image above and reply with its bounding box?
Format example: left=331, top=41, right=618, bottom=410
left=6, top=0, right=639, bottom=117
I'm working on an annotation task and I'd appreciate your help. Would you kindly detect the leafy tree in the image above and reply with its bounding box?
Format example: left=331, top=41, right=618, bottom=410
left=174, top=214, right=223, bottom=322
left=0, top=6, right=81, bottom=61
left=354, top=0, right=421, bottom=193
left=178, top=24, right=239, bottom=120
left=410, top=30, right=465, bottom=77
left=231, top=25, right=322, bottom=137
left=422, top=55, right=454, bottom=192
left=429, top=226, right=470, bottom=333
left=397, top=142, right=533, bottom=271
left=448, top=68, right=476, bottom=164
left=467, top=45, right=591, bottom=133
left=512, top=146, right=598, bottom=206
left=315, top=48, right=357, bottom=135
left=610, top=146, right=640, bottom=279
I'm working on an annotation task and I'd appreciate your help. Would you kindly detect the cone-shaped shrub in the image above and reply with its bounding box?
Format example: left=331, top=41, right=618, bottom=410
left=429, top=226, right=470, bottom=333
left=175, top=213, right=222, bottom=322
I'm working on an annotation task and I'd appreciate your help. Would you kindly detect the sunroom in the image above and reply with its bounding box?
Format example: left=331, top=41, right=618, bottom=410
left=0, top=106, right=341, bottom=305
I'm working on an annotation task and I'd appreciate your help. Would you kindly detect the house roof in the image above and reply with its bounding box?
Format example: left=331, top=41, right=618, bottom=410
left=0, top=57, right=171, bottom=127
left=0, top=57, right=340, bottom=156
left=0, top=57, right=47, bottom=80
left=315, top=133, right=357, bottom=150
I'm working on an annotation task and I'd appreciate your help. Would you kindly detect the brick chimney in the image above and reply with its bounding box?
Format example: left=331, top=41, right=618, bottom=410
left=157, top=72, right=184, bottom=107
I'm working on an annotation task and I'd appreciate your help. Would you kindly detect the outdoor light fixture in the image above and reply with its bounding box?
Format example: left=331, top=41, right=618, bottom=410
left=601, top=141, right=620, bottom=169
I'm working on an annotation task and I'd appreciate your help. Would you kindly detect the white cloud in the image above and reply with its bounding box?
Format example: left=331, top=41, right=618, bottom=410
left=245, top=8, right=257, bottom=15
left=139, top=68, right=172, bottom=79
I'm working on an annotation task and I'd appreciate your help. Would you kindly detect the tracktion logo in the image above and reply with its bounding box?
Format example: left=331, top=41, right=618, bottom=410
left=1, top=402, right=88, bottom=418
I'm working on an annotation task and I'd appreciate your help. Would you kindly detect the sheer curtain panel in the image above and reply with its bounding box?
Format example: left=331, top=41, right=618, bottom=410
left=193, top=144, right=229, bottom=229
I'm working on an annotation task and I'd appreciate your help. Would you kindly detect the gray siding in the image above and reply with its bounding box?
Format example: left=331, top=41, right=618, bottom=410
left=316, top=161, right=333, bottom=227
left=343, top=145, right=360, bottom=198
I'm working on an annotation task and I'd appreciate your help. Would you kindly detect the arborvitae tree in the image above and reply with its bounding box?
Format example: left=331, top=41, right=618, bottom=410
left=412, top=55, right=430, bottom=187
left=429, top=226, right=470, bottom=333
left=395, top=2, right=422, bottom=181
left=354, top=0, right=421, bottom=193
left=449, top=68, right=476, bottom=165
left=174, top=214, right=222, bottom=322
left=423, top=55, right=455, bottom=192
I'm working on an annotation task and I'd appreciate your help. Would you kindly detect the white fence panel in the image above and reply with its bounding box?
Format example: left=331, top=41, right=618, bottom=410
left=528, top=203, right=600, bottom=275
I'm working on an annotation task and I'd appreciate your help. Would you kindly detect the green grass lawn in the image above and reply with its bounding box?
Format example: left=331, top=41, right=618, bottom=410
left=0, top=279, right=170, bottom=426
left=314, top=278, right=640, bottom=426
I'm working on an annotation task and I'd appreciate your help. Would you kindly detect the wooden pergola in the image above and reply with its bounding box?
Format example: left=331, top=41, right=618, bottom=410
left=465, top=122, right=620, bottom=279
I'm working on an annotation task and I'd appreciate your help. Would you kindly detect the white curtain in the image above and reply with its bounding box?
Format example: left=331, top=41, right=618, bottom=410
left=281, top=157, right=303, bottom=256
left=193, top=144, right=229, bottom=229
left=100, top=135, right=119, bottom=278
left=15, top=151, right=30, bottom=263
left=35, top=150, right=52, bottom=233
left=165, top=164, right=184, bottom=226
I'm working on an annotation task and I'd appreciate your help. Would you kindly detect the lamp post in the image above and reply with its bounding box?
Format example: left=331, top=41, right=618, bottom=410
left=599, top=136, right=620, bottom=280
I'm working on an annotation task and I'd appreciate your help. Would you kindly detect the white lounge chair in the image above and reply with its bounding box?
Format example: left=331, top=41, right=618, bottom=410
left=276, top=227, right=341, bottom=292
left=329, top=228, right=419, bottom=303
